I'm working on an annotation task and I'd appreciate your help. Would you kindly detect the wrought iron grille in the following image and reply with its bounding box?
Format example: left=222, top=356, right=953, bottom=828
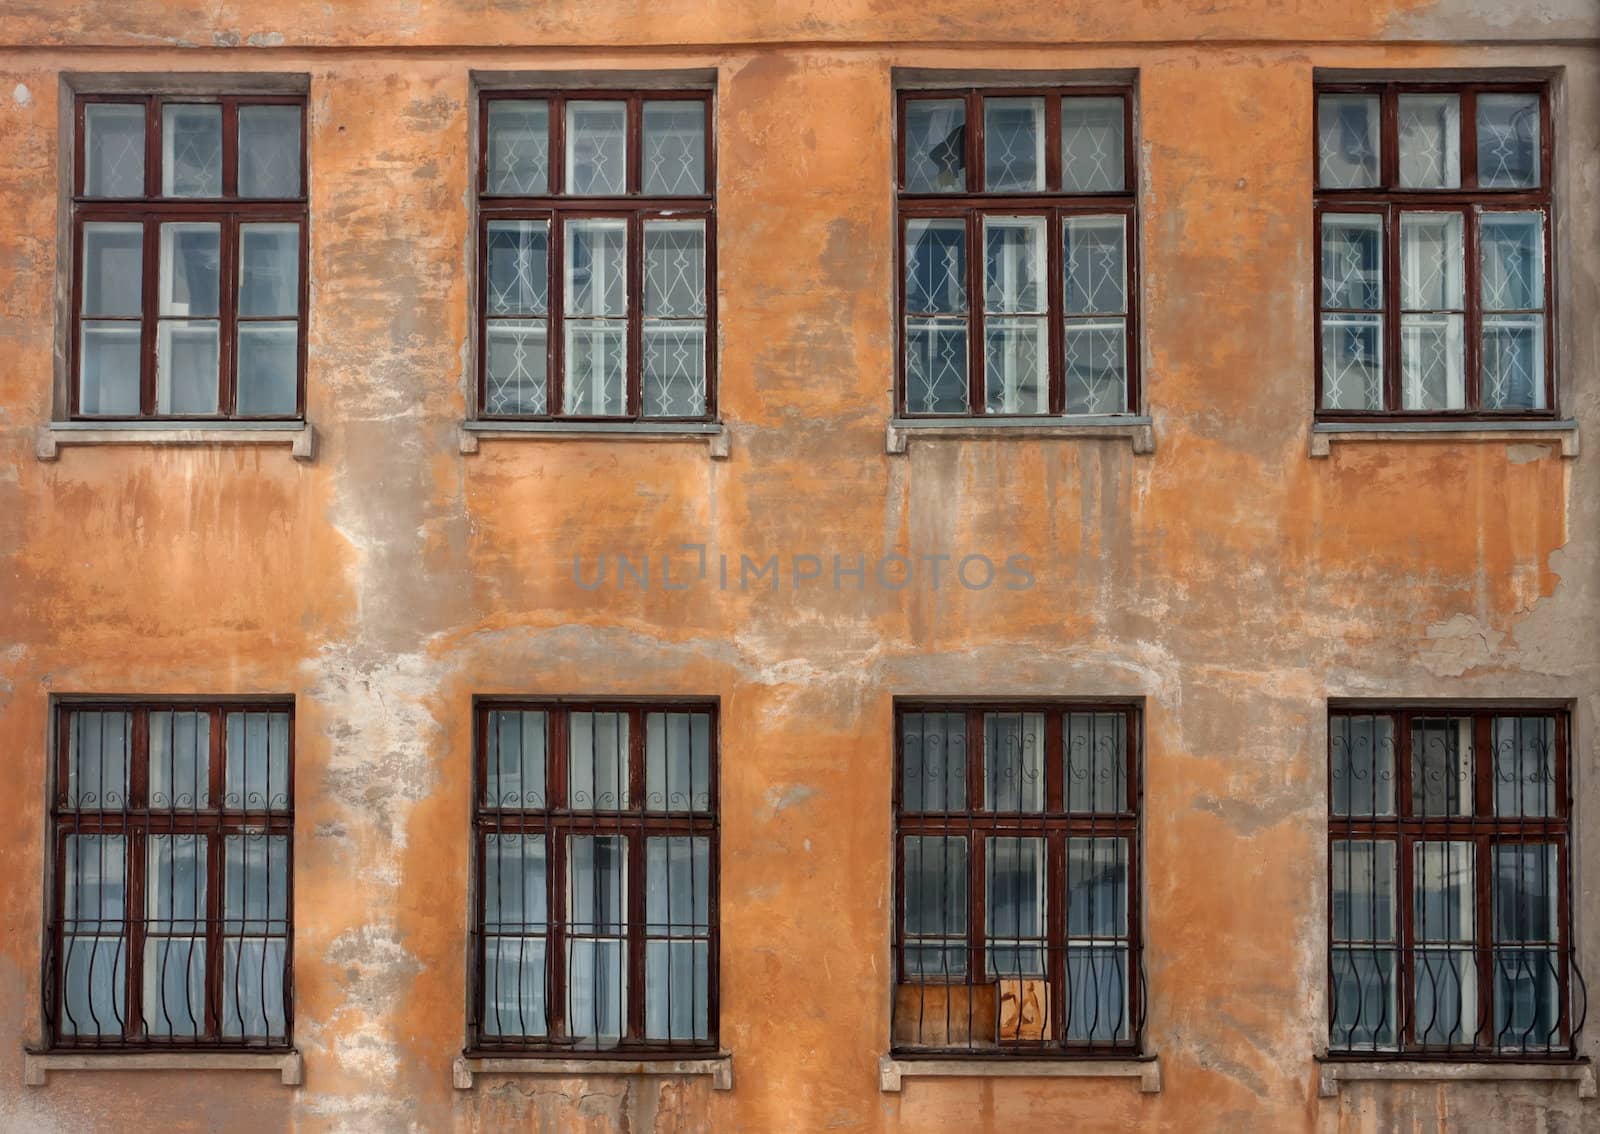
left=891, top=702, right=1145, bottom=1056
left=44, top=702, right=294, bottom=1049
left=1327, top=707, right=1585, bottom=1058
left=467, top=700, right=720, bottom=1055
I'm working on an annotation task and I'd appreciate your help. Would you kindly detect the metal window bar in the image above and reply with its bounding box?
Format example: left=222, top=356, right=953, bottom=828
left=1327, top=707, right=1585, bottom=1060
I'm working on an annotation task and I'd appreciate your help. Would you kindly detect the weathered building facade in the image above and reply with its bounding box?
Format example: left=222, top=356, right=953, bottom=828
left=1, top=1, right=1598, bottom=1131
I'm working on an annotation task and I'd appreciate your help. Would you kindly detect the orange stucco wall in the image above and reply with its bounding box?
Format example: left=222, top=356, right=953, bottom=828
left=2, top=3, right=1599, bottom=1132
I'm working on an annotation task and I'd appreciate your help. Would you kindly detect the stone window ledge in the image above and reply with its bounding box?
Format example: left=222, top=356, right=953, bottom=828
left=1310, top=419, right=1578, bottom=459
left=886, top=416, right=1154, bottom=456
left=452, top=1052, right=734, bottom=1091
left=24, top=1049, right=303, bottom=1086
left=878, top=1053, right=1161, bottom=1093
left=459, top=420, right=729, bottom=459
left=1316, top=1058, right=1596, bottom=1099
left=36, top=422, right=316, bottom=462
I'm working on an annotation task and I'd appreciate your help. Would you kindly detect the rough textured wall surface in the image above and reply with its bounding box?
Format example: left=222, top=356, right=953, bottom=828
left=1, top=2, right=1598, bottom=1132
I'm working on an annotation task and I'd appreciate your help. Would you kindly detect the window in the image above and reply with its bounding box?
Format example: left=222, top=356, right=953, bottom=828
left=1328, top=707, right=1581, bottom=1057
left=896, top=87, right=1138, bottom=418
left=1315, top=82, right=1554, bottom=417
left=475, top=91, right=715, bottom=420
left=71, top=95, right=307, bottom=420
left=892, top=702, right=1143, bottom=1055
left=45, top=702, right=293, bottom=1048
left=469, top=701, right=719, bottom=1054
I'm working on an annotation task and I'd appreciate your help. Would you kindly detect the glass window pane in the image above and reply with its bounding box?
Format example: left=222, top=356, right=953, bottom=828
left=642, top=323, right=706, bottom=418
left=142, top=936, right=206, bottom=1037
left=84, top=103, right=146, bottom=197
left=983, top=97, right=1044, bottom=192
left=487, top=100, right=550, bottom=195
left=82, top=223, right=144, bottom=317
left=984, top=712, right=1045, bottom=811
left=1321, top=214, right=1383, bottom=312
left=1411, top=718, right=1473, bottom=817
left=149, top=710, right=210, bottom=809
left=644, top=220, right=706, bottom=318
left=222, top=938, right=288, bottom=1038
left=565, top=218, right=627, bottom=317
left=1493, top=717, right=1556, bottom=818
left=903, top=835, right=966, bottom=977
left=224, top=834, right=289, bottom=932
left=645, top=712, right=711, bottom=812
left=159, top=222, right=221, bottom=317
left=905, top=318, right=968, bottom=414
left=1331, top=840, right=1396, bottom=942
left=1330, top=945, right=1398, bottom=1049
left=646, top=836, right=710, bottom=933
left=486, top=321, right=549, bottom=416
left=569, top=835, right=627, bottom=931
left=1065, top=945, right=1130, bottom=1041
left=565, top=101, right=626, bottom=195
left=1067, top=837, right=1128, bottom=937
left=567, top=938, right=626, bottom=1041
left=641, top=101, right=705, bottom=195
left=564, top=320, right=627, bottom=415
left=1414, top=840, right=1475, bottom=943
left=646, top=940, right=709, bottom=1040
left=1400, top=213, right=1464, bottom=311
left=1398, top=94, right=1461, bottom=189
left=237, top=105, right=302, bottom=198
left=904, top=99, right=966, bottom=192
left=1065, top=712, right=1127, bottom=813
left=67, top=710, right=132, bottom=810
left=1414, top=947, right=1476, bottom=1045
left=568, top=711, right=628, bottom=809
left=65, top=833, right=127, bottom=922
left=905, top=219, right=967, bottom=314
left=79, top=323, right=142, bottom=415
left=984, top=318, right=1047, bottom=414
left=986, top=836, right=1046, bottom=977
left=1061, top=97, right=1125, bottom=193
left=1493, top=948, right=1562, bottom=1050
left=482, top=936, right=547, bottom=1037
left=486, top=710, right=547, bottom=808
left=1480, top=213, right=1544, bottom=312
left=484, top=834, right=548, bottom=931
left=224, top=710, right=291, bottom=810
left=146, top=835, right=207, bottom=931
left=1063, top=215, right=1126, bottom=316
left=1401, top=313, right=1465, bottom=410
left=1318, top=94, right=1380, bottom=188
left=984, top=216, right=1046, bottom=314
left=239, top=223, right=300, bottom=317
left=1330, top=714, right=1396, bottom=817
left=162, top=104, right=223, bottom=197
left=60, top=935, right=128, bottom=1036
left=1320, top=315, right=1383, bottom=411
left=901, top=711, right=967, bottom=812
left=236, top=322, right=299, bottom=415
left=1494, top=844, right=1559, bottom=943
left=1482, top=314, right=1546, bottom=411
left=486, top=220, right=549, bottom=316
left=156, top=320, right=220, bottom=414
left=1477, top=94, right=1540, bottom=189
left=1063, top=320, right=1127, bottom=414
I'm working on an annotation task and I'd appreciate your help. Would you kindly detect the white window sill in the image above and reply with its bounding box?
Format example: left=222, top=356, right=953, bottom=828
left=459, top=420, right=729, bottom=459
left=452, top=1052, right=733, bottom=1091
left=1310, top=419, right=1578, bottom=459
left=24, top=1049, right=303, bottom=1086
left=886, top=416, right=1154, bottom=456
left=1316, top=1058, right=1596, bottom=1099
left=36, top=421, right=316, bottom=462
left=878, top=1053, right=1160, bottom=1093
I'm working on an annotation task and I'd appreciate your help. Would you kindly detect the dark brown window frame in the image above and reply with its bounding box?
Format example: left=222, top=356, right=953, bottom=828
left=467, top=698, right=721, bottom=1057
left=1326, top=704, right=1583, bottom=1060
left=475, top=90, right=718, bottom=423
left=895, top=86, right=1141, bottom=419
left=891, top=699, right=1145, bottom=1058
left=1313, top=80, right=1556, bottom=421
left=43, top=699, right=295, bottom=1051
left=69, top=93, right=309, bottom=421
